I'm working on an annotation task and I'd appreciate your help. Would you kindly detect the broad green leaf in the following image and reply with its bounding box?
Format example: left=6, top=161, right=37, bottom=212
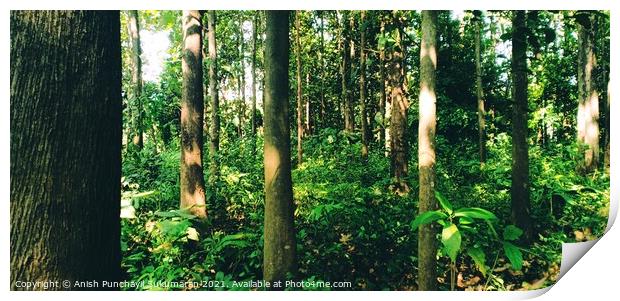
left=454, top=207, right=498, bottom=221
left=435, top=191, right=453, bottom=215
left=459, top=216, right=474, bottom=225
left=467, top=247, right=488, bottom=276
left=503, top=225, right=524, bottom=241
left=410, top=210, right=447, bottom=230
left=503, top=241, right=523, bottom=270
left=441, top=223, right=462, bottom=263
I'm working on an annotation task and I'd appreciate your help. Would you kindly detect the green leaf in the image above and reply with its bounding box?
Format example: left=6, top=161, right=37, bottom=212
left=458, top=216, right=474, bottom=225
left=454, top=207, right=497, bottom=220
left=503, top=225, right=524, bottom=241
left=410, top=210, right=447, bottom=230
left=435, top=191, right=453, bottom=215
left=441, top=223, right=462, bottom=263
left=467, top=247, right=488, bottom=276
left=503, top=241, right=523, bottom=270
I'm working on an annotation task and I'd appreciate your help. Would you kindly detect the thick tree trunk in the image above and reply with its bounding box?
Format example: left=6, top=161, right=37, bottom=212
left=10, top=10, right=121, bottom=290
left=295, top=10, right=304, bottom=165
left=577, top=12, right=600, bottom=173
left=360, top=11, right=369, bottom=159
left=180, top=10, right=206, bottom=218
left=417, top=10, right=439, bottom=291
left=127, top=10, right=143, bottom=149
left=389, top=13, right=409, bottom=191
left=510, top=10, right=533, bottom=243
left=263, top=10, right=297, bottom=287
left=474, top=11, right=487, bottom=163
left=207, top=10, right=220, bottom=198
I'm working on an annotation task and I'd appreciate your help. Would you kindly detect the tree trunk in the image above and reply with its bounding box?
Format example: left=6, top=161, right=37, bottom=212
left=577, top=12, right=600, bottom=173
left=605, top=78, right=610, bottom=170
left=238, top=18, right=246, bottom=138
left=207, top=10, right=220, bottom=199
left=319, top=11, right=326, bottom=129
left=295, top=10, right=304, bottom=165
left=251, top=12, right=258, bottom=137
left=342, top=11, right=354, bottom=132
left=127, top=10, right=143, bottom=149
left=379, top=19, right=387, bottom=152
left=10, top=10, right=121, bottom=290
left=474, top=11, right=486, bottom=163
left=263, top=10, right=297, bottom=287
left=180, top=10, right=206, bottom=218
left=417, top=10, right=439, bottom=291
left=389, top=13, right=409, bottom=191
left=360, top=11, right=369, bottom=159
left=510, top=10, right=533, bottom=243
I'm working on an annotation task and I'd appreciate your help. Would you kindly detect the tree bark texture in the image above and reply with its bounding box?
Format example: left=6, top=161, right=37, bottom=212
left=127, top=10, right=143, bottom=149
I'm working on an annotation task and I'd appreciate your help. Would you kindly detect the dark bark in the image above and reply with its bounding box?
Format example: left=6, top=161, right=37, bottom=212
left=418, top=10, right=439, bottom=291
left=263, top=10, right=297, bottom=287
left=379, top=19, right=387, bottom=151
left=360, top=11, right=369, bottom=159
left=251, top=12, right=258, bottom=137
left=510, top=10, right=533, bottom=243
left=10, top=10, right=121, bottom=290
left=127, top=10, right=143, bottom=149
left=180, top=10, right=206, bottom=218
left=319, top=11, right=326, bottom=129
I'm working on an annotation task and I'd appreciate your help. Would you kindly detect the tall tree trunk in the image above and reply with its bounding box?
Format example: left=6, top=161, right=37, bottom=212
left=305, top=72, right=312, bottom=135
left=207, top=10, right=220, bottom=199
left=295, top=10, right=304, bottom=165
left=417, top=10, right=439, bottom=291
left=251, top=12, right=258, bottom=137
left=360, top=11, right=369, bottom=159
left=341, top=11, right=354, bottom=132
left=127, top=10, right=143, bottom=149
left=474, top=10, right=486, bottom=163
left=379, top=19, right=387, bottom=152
left=389, top=13, right=409, bottom=192
left=604, top=78, right=610, bottom=170
left=263, top=10, right=297, bottom=287
left=577, top=12, right=600, bottom=173
left=510, top=10, right=532, bottom=243
left=10, top=10, right=121, bottom=290
left=239, top=18, right=246, bottom=138
left=180, top=10, right=206, bottom=218
left=319, top=11, right=326, bottom=129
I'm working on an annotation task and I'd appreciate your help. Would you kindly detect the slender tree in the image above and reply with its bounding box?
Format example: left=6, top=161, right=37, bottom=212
left=207, top=10, right=220, bottom=198
left=341, top=11, right=354, bottom=132
left=360, top=11, right=369, bottom=159
left=263, top=10, right=297, bottom=287
left=180, top=10, right=207, bottom=218
left=511, top=10, right=533, bottom=243
left=576, top=11, right=600, bottom=173
left=379, top=18, right=387, bottom=151
left=251, top=12, right=258, bottom=137
left=388, top=12, right=409, bottom=191
left=295, top=10, right=304, bottom=164
left=10, top=11, right=121, bottom=290
left=238, top=17, right=247, bottom=138
left=474, top=10, right=487, bottom=163
left=417, top=10, right=439, bottom=291
left=127, top=10, right=144, bottom=149
left=319, top=11, right=327, bottom=129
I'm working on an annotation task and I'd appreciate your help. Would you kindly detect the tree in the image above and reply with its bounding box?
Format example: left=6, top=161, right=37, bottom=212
left=318, top=11, right=327, bottom=129
left=417, top=10, right=439, bottom=291
left=576, top=11, right=600, bottom=173
left=10, top=11, right=121, bottom=290
left=388, top=12, right=409, bottom=191
left=378, top=18, right=387, bottom=151
left=263, top=10, right=297, bottom=287
left=474, top=10, right=486, bottom=163
left=127, top=10, right=144, bottom=150
left=295, top=10, right=304, bottom=165
left=180, top=10, right=207, bottom=218
left=251, top=12, right=259, bottom=137
left=341, top=11, right=354, bottom=132
left=238, top=17, right=247, bottom=137
left=510, top=10, right=533, bottom=243
left=207, top=10, right=220, bottom=201
left=359, top=11, right=369, bottom=160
